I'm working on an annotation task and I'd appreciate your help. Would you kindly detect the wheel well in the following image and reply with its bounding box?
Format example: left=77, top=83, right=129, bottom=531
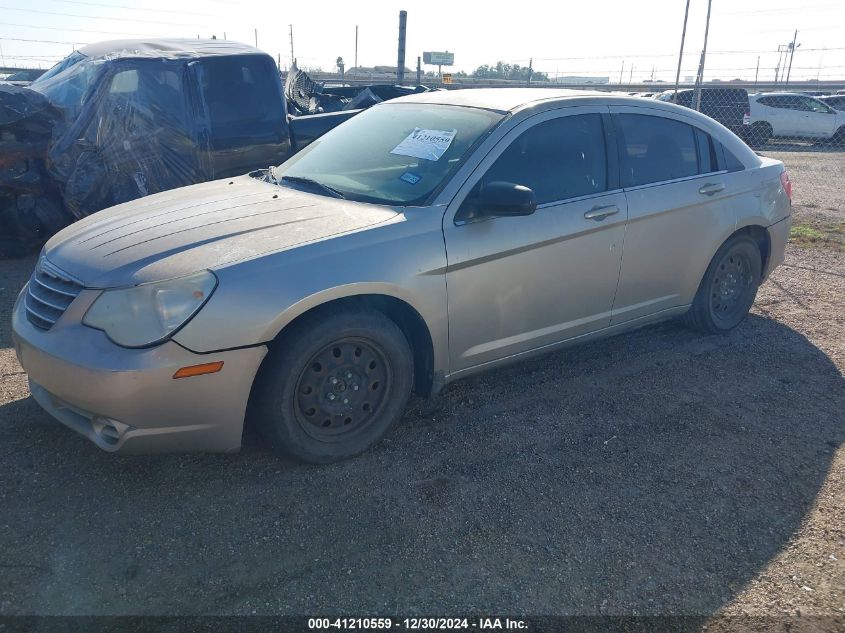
left=266, top=295, right=436, bottom=397
left=735, top=225, right=771, bottom=274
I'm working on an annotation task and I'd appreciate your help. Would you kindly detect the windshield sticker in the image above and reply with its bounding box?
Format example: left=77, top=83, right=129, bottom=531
left=399, top=171, right=422, bottom=185
left=391, top=128, right=457, bottom=161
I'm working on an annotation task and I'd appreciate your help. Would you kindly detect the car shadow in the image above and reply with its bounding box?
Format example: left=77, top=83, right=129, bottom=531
left=0, top=253, right=37, bottom=350
left=1, top=314, right=842, bottom=620
left=757, top=140, right=845, bottom=153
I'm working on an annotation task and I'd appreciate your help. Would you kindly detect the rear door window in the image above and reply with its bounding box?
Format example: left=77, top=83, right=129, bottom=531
left=195, top=55, right=286, bottom=150
left=615, top=114, right=700, bottom=186
left=758, top=95, right=801, bottom=110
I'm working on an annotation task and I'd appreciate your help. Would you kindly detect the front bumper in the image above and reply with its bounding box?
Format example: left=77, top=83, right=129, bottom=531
left=12, top=286, right=267, bottom=453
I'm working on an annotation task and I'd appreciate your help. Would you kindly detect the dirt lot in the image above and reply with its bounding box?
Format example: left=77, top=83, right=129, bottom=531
left=763, top=145, right=845, bottom=221
left=1, top=160, right=844, bottom=624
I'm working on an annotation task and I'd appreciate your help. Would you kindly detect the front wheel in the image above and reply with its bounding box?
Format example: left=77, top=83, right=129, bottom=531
left=684, top=235, right=762, bottom=334
left=252, top=308, right=413, bottom=463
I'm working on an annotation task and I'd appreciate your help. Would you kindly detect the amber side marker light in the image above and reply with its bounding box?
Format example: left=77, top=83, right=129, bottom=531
left=173, top=361, right=224, bottom=379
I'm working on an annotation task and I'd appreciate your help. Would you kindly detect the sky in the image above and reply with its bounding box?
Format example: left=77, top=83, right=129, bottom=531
left=1, top=0, right=845, bottom=83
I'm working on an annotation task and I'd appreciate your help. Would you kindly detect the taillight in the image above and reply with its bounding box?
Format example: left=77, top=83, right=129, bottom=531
left=780, top=171, right=793, bottom=201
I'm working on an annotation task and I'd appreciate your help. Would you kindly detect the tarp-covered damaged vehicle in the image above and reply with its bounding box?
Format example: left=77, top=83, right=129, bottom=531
left=0, top=39, right=426, bottom=257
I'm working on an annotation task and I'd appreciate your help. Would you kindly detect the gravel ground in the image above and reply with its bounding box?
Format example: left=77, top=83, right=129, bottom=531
left=1, top=241, right=843, bottom=623
left=762, top=144, right=845, bottom=225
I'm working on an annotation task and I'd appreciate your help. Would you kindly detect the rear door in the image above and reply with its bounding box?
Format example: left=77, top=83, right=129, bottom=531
left=608, top=107, right=739, bottom=324
left=754, top=96, right=795, bottom=136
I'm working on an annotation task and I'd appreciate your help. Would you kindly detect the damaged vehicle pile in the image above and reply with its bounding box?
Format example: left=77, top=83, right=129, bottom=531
left=0, top=39, right=431, bottom=258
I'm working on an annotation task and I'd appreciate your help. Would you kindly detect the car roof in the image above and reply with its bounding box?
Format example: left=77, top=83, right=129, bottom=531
left=77, top=38, right=262, bottom=60
left=391, top=87, right=679, bottom=113
left=752, top=91, right=821, bottom=98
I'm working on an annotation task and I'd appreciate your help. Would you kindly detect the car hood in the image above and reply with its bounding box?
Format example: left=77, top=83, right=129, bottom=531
left=42, top=174, right=399, bottom=288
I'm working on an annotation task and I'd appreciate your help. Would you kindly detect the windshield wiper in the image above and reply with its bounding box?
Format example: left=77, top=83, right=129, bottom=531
left=279, top=175, right=346, bottom=199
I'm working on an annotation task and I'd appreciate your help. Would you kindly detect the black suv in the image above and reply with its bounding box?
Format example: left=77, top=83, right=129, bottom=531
left=657, top=88, right=750, bottom=138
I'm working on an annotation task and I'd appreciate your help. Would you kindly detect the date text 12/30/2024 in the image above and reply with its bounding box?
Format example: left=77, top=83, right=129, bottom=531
left=308, top=618, right=528, bottom=630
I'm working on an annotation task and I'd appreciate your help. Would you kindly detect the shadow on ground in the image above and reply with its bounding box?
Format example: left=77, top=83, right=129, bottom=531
left=1, top=314, right=843, bottom=618
left=758, top=141, right=845, bottom=153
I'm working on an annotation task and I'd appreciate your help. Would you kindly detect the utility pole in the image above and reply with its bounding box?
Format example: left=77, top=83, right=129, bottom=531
left=619, top=60, right=625, bottom=86
left=416, top=56, right=421, bottom=86
left=355, top=25, right=358, bottom=70
left=397, top=10, right=407, bottom=85
left=754, top=56, right=760, bottom=89
left=693, top=0, right=713, bottom=112
left=673, top=0, right=691, bottom=100
left=289, top=25, right=295, bottom=67
left=527, top=58, right=533, bottom=86
left=774, top=43, right=789, bottom=84
left=785, top=30, right=799, bottom=86
left=629, top=64, right=634, bottom=84
left=254, top=28, right=258, bottom=48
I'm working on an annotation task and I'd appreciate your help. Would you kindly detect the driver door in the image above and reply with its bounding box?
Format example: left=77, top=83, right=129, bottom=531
left=442, top=107, right=627, bottom=373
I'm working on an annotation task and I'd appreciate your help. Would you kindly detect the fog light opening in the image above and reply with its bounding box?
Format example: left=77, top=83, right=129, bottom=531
left=92, top=417, right=121, bottom=446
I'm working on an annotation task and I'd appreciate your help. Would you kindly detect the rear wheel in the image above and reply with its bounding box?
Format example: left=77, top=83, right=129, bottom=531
left=748, top=122, right=772, bottom=148
left=252, top=308, right=413, bottom=463
left=684, top=235, right=762, bottom=334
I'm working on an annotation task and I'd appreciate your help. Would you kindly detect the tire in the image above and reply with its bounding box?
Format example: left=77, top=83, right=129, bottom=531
left=748, top=122, right=772, bottom=148
left=833, top=126, right=845, bottom=146
left=251, top=308, right=414, bottom=463
left=683, top=235, right=762, bottom=334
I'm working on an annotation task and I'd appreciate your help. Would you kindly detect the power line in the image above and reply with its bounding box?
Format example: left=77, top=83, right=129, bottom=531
left=0, top=5, right=217, bottom=27
left=3, top=21, right=142, bottom=36
left=525, top=47, right=845, bottom=62
left=721, top=2, right=843, bottom=15
left=1, top=54, right=66, bottom=59
left=0, top=35, right=89, bottom=46
left=50, top=0, right=228, bottom=19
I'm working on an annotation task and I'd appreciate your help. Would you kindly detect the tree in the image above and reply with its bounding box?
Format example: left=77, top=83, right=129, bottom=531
left=471, top=62, right=548, bottom=82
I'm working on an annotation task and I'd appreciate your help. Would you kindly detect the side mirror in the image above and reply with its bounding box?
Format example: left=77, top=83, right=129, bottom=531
left=477, top=181, right=537, bottom=217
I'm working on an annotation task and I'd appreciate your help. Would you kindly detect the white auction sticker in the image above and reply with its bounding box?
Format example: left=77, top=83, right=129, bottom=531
left=390, top=128, right=457, bottom=161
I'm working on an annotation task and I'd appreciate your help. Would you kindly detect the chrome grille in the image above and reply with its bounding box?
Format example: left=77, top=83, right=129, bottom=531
left=25, top=260, right=84, bottom=330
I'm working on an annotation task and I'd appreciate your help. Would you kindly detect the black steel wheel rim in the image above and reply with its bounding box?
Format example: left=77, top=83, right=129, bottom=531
left=709, top=248, right=753, bottom=323
left=294, top=337, right=393, bottom=442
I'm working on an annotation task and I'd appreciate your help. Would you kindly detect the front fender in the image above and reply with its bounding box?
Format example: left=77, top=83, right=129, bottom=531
left=172, top=211, right=450, bottom=375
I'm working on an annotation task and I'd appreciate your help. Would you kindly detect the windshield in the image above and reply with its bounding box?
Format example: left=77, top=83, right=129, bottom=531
left=29, top=51, right=98, bottom=116
left=31, top=51, right=86, bottom=87
left=273, top=103, right=504, bottom=205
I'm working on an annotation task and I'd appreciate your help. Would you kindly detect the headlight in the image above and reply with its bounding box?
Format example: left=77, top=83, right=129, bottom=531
left=83, top=271, right=217, bottom=348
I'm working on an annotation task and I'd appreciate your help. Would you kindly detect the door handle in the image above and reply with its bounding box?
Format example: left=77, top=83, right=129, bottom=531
left=698, top=183, right=726, bottom=196
left=583, top=205, right=619, bottom=221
